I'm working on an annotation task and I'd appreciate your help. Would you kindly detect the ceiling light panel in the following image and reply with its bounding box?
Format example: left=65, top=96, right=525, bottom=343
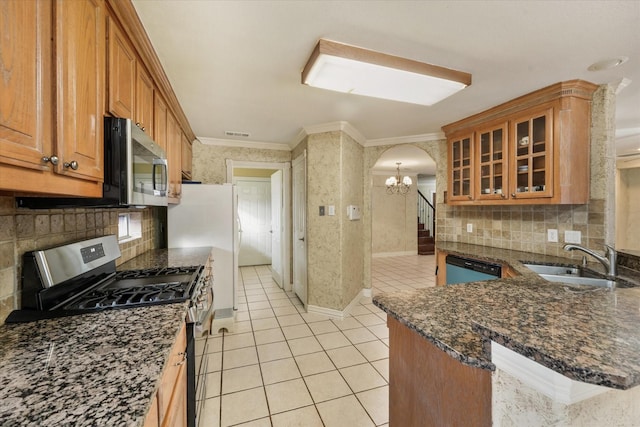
left=302, top=39, right=471, bottom=106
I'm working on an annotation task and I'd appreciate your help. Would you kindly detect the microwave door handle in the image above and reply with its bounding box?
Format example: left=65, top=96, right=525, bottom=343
left=153, top=159, right=168, bottom=195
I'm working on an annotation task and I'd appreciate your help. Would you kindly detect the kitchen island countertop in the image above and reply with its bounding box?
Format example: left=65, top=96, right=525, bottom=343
left=0, top=246, right=212, bottom=426
left=373, top=242, right=640, bottom=390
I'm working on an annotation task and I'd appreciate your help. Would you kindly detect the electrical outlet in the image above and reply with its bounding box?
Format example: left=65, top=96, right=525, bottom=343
left=328, top=205, right=335, bottom=216
left=466, top=223, right=473, bottom=233
left=564, top=230, right=582, bottom=244
left=547, top=229, right=558, bottom=242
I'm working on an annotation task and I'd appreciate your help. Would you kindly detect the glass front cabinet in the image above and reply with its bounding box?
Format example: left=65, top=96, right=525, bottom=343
left=443, top=80, right=597, bottom=206
left=448, top=133, right=474, bottom=202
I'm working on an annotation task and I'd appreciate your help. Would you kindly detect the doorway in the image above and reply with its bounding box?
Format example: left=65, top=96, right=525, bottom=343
left=226, top=160, right=291, bottom=290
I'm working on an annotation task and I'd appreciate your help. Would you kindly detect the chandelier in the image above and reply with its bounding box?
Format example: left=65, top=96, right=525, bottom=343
left=385, top=162, right=412, bottom=195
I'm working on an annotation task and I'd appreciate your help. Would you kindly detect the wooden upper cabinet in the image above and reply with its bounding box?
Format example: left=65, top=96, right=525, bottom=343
left=55, top=0, right=105, bottom=183
left=166, top=112, right=182, bottom=202
left=107, top=16, right=136, bottom=119
left=443, top=80, right=598, bottom=205
left=181, top=133, right=192, bottom=181
left=0, top=0, right=102, bottom=196
left=135, top=64, right=154, bottom=137
left=153, top=93, right=169, bottom=154
left=0, top=0, right=53, bottom=171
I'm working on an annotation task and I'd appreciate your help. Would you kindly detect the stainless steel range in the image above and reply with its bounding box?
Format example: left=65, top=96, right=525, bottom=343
left=8, top=235, right=213, bottom=427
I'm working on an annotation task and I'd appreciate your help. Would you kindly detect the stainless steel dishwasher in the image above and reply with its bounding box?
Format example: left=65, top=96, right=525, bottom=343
left=445, top=254, right=502, bottom=285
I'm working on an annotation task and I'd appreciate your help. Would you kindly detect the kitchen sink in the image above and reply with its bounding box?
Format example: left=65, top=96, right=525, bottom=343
left=523, top=264, right=580, bottom=276
left=538, top=274, right=616, bottom=288
left=524, top=263, right=615, bottom=288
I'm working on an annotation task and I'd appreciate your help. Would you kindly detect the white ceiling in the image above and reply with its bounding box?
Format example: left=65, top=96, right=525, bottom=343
left=131, top=0, right=640, bottom=174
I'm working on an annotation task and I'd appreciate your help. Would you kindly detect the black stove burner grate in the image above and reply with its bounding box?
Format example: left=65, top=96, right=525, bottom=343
left=115, top=266, right=200, bottom=279
left=66, top=281, right=190, bottom=310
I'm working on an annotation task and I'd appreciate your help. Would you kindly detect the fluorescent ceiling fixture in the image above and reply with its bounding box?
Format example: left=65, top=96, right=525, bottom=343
left=302, top=39, right=471, bottom=106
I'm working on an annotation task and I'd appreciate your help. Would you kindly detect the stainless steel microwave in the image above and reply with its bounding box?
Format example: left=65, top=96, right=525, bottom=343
left=17, top=117, right=168, bottom=209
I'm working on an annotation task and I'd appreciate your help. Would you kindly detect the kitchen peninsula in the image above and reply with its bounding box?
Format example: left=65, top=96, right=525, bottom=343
left=374, top=242, right=640, bottom=426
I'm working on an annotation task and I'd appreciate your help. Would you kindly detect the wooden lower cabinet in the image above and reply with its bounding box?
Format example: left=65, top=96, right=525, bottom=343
left=144, top=322, right=187, bottom=427
left=388, top=316, right=491, bottom=426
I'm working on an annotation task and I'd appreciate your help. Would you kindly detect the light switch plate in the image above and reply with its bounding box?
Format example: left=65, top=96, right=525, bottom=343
left=467, top=223, right=473, bottom=233
left=564, top=230, right=582, bottom=244
left=328, top=205, right=335, bottom=216
left=547, top=229, right=558, bottom=242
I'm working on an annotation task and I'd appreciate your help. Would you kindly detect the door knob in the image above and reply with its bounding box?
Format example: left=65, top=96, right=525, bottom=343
left=299, top=237, right=305, bottom=242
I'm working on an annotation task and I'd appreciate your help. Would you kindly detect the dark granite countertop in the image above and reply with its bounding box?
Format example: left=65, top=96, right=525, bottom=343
left=0, top=247, right=212, bottom=426
left=373, top=242, right=640, bottom=390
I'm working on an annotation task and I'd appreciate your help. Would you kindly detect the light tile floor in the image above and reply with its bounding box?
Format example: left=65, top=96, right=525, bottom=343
left=196, top=254, right=436, bottom=426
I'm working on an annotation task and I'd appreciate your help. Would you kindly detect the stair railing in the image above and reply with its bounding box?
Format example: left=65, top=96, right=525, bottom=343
left=417, top=189, right=435, bottom=237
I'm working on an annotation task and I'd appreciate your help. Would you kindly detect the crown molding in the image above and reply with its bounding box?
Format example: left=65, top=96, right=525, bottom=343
left=365, top=132, right=445, bottom=147
left=297, top=121, right=368, bottom=146
left=197, top=137, right=291, bottom=151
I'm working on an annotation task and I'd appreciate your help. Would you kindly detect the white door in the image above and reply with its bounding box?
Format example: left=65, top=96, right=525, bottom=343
left=236, top=179, right=272, bottom=266
left=271, top=170, right=284, bottom=287
left=292, top=153, right=307, bottom=306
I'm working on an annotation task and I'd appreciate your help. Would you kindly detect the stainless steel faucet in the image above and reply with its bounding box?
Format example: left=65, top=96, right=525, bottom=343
left=563, top=244, right=617, bottom=277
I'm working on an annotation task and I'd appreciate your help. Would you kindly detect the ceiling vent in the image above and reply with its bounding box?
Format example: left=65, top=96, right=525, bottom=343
left=225, top=131, right=251, bottom=138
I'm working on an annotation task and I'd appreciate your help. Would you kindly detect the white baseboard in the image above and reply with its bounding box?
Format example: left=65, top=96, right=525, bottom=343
left=372, top=250, right=417, bottom=258
left=307, top=289, right=369, bottom=319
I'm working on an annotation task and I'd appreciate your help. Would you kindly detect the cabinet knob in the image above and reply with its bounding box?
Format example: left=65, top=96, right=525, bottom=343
left=42, top=155, right=59, bottom=165
left=63, top=160, right=79, bottom=170
left=135, top=122, right=145, bottom=131
left=467, top=195, right=472, bottom=200
left=511, top=193, right=516, bottom=198
left=501, top=193, right=506, bottom=199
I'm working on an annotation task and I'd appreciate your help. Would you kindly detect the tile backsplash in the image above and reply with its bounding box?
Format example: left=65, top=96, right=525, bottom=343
left=437, top=199, right=605, bottom=258
left=0, top=196, right=159, bottom=324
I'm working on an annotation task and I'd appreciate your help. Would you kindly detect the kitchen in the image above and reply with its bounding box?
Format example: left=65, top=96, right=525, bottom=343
left=1, top=0, right=640, bottom=426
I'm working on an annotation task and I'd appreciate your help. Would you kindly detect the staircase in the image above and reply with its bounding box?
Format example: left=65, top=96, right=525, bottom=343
left=417, top=189, right=435, bottom=255
left=418, top=221, right=435, bottom=255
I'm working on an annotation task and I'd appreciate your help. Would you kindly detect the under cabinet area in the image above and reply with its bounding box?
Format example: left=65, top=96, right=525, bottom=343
left=443, top=80, right=598, bottom=205
left=435, top=250, right=516, bottom=286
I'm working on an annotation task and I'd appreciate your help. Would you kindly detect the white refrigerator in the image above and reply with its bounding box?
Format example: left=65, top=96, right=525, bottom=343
left=168, top=184, right=238, bottom=325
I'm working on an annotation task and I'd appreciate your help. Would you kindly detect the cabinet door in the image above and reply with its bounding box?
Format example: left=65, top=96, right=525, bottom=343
left=166, top=113, right=182, bottom=201
left=181, top=133, right=192, bottom=181
left=448, top=133, right=474, bottom=202
left=154, top=93, right=168, bottom=153
left=510, top=107, right=554, bottom=200
left=135, top=65, right=154, bottom=137
left=55, top=0, right=105, bottom=182
left=107, top=16, right=136, bottom=119
left=0, top=0, right=53, bottom=171
left=476, top=122, right=508, bottom=201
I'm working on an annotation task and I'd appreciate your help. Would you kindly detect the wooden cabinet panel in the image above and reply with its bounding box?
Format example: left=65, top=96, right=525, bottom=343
left=167, top=112, right=182, bottom=202
left=135, top=64, right=154, bottom=137
left=476, top=121, right=509, bottom=201
left=157, top=322, right=187, bottom=426
left=161, top=363, right=187, bottom=427
left=107, top=16, right=136, bottom=119
left=154, top=93, right=168, bottom=153
left=55, top=0, right=105, bottom=182
left=143, top=394, right=159, bottom=427
left=181, top=133, right=192, bottom=181
left=0, top=0, right=53, bottom=171
left=388, top=315, right=491, bottom=427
